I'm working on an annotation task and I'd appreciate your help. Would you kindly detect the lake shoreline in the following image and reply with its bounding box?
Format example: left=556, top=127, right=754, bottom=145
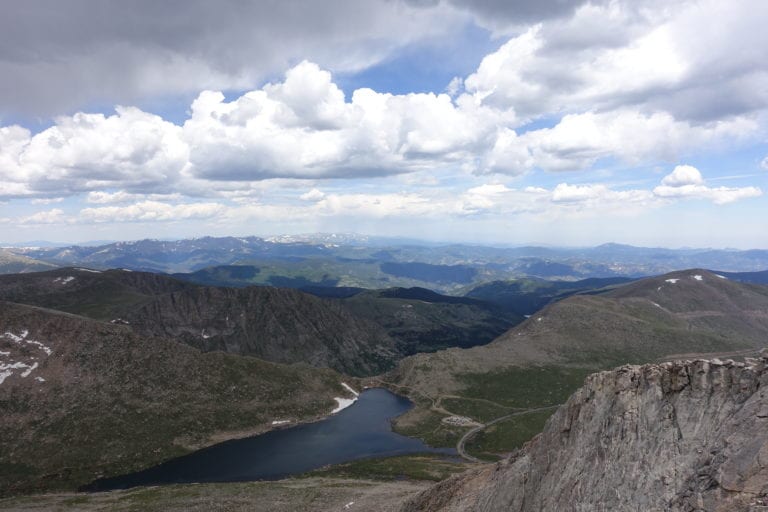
left=81, top=388, right=455, bottom=492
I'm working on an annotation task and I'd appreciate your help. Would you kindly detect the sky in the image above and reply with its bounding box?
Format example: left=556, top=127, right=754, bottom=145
left=0, top=0, right=766, bottom=248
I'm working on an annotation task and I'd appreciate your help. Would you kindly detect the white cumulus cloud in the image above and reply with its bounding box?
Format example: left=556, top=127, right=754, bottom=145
left=300, top=188, right=326, bottom=202
left=2, top=108, right=188, bottom=197
left=19, top=208, right=68, bottom=225
left=660, top=165, right=704, bottom=186
left=653, top=165, right=762, bottom=205
left=80, top=201, right=225, bottom=223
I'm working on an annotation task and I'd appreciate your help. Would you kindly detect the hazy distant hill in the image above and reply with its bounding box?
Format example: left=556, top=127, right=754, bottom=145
left=13, top=237, right=335, bottom=273
left=0, top=249, right=57, bottom=274
left=7, top=237, right=768, bottom=292
left=463, top=276, right=634, bottom=316
left=710, top=269, right=768, bottom=284
left=0, top=301, right=348, bottom=494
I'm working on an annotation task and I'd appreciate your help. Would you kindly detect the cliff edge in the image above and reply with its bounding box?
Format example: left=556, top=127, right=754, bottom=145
left=403, top=353, right=768, bottom=511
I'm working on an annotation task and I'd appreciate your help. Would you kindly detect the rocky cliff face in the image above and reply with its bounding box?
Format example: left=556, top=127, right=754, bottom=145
left=124, top=286, right=398, bottom=376
left=403, top=355, right=768, bottom=512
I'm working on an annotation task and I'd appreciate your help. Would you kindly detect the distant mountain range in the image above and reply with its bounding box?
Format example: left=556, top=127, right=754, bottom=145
left=0, top=249, right=57, bottom=274
left=5, top=236, right=767, bottom=294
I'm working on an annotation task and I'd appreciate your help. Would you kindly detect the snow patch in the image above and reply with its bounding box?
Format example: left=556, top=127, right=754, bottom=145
left=651, top=302, right=663, bottom=309
left=35, top=376, right=45, bottom=382
left=344, top=502, right=355, bottom=509
left=53, top=276, right=75, bottom=284
left=3, top=331, right=24, bottom=343
left=331, top=398, right=356, bottom=414
left=331, top=382, right=360, bottom=414
left=1, top=362, right=29, bottom=370
left=0, top=360, right=39, bottom=383
left=271, top=420, right=291, bottom=426
left=715, top=274, right=727, bottom=279
left=201, top=330, right=211, bottom=339
left=341, top=382, right=359, bottom=396
left=20, top=362, right=38, bottom=377
left=75, top=267, right=102, bottom=273
left=692, top=274, right=703, bottom=281
left=2, top=330, right=52, bottom=355
left=537, top=317, right=543, bottom=322
left=665, top=278, right=680, bottom=284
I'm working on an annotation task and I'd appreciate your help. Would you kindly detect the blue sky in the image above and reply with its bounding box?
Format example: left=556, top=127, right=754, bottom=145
left=0, top=0, right=766, bottom=248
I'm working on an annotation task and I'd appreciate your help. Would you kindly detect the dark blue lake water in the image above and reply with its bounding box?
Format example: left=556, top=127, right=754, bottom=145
left=84, top=388, right=454, bottom=491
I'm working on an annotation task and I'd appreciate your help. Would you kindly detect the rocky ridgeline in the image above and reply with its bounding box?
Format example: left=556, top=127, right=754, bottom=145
left=403, top=353, right=768, bottom=512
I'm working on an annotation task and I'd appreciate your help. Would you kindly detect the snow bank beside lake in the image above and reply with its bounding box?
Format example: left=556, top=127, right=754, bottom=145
left=331, top=382, right=359, bottom=414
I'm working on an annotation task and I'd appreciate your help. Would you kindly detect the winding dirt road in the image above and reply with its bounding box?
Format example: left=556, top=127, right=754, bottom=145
left=455, top=405, right=561, bottom=463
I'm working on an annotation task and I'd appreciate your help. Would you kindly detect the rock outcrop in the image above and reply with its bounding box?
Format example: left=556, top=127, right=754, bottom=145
left=124, top=285, right=399, bottom=376
left=402, top=354, right=768, bottom=511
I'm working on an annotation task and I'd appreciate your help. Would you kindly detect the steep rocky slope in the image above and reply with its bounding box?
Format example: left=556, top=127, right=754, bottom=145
left=0, top=267, right=195, bottom=320
left=123, top=285, right=398, bottom=376
left=340, top=288, right=522, bottom=355
left=402, top=355, right=768, bottom=511
left=0, top=301, right=351, bottom=495
left=0, top=269, right=522, bottom=376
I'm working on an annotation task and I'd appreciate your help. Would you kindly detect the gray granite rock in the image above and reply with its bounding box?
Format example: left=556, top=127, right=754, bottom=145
left=402, top=357, right=768, bottom=511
